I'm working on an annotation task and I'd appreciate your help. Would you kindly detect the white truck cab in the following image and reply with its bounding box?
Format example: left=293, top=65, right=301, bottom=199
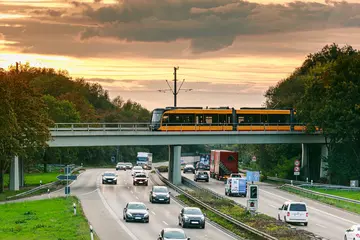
left=278, top=201, right=308, bottom=226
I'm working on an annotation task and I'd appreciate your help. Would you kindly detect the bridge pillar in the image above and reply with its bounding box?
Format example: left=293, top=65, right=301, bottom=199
left=168, top=145, right=181, bottom=185
left=19, top=158, right=24, bottom=187
left=301, top=144, right=309, bottom=179
left=320, top=144, right=329, bottom=178
left=10, top=156, right=19, bottom=191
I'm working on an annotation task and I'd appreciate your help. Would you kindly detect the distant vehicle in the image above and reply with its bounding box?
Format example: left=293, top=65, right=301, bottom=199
left=344, top=224, right=360, bottom=240
left=230, top=173, right=241, bottom=178
left=183, top=164, right=195, bottom=174
left=123, top=202, right=149, bottom=223
left=178, top=207, right=205, bottom=229
left=150, top=186, right=170, bottom=204
left=194, top=171, right=209, bottom=182
left=124, top=162, right=133, bottom=169
left=133, top=172, right=148, bottom=186
left=102, top=172, right=117, bottom=184
left=210, top=150, right=239, bottom=181
left=195, top=162, right=206, bottom=171
left=157, top=228, right=190, bottom=240
left=131, top=166, right=144, bottom=176
left=225, top=177, right=247, bottom=197
left=278, top=201, right=308, bottom=226
left=116, top=162, right=126, bottom=171
left=137, top=152, right=153, bottom=170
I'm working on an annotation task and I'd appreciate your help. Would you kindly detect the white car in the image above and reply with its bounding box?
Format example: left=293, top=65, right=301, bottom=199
left=278, top=201, right=308, bottom=226
left=131, top=166, right=144, bottom=176
left=344, top=224, right=360, bottom=240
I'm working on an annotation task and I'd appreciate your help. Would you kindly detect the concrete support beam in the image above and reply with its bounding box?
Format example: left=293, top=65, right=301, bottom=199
left=19, top=158, right=24, bottom=187
left=301, top=144, right=309, bottom=179
left=10, top=156, right=19, bottom=191
left=168, top=145, right=182, bottom=185
left=320, top=144, right=329, bottom=178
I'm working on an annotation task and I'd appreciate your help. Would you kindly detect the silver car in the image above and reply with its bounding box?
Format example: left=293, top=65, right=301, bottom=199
left=123, top=202, right=149, bottom=223
left=157, top=228, right=190, bottom=240
left=178, top=207, right=205, bottom=228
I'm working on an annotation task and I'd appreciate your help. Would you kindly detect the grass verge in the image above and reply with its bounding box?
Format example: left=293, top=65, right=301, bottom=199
left=280, top=185, right=360, bottom=215
left=301, top=186, right=360, bottom=201
left=0, top=196, right=100, bottom=240
left=3, top=172, right=60, bottom=188
left=178, top=190, right=318, bottom=240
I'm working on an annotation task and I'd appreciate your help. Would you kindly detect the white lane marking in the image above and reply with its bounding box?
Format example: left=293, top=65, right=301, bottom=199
left=260, top=189, right=357, bottom=225
left=162, top=221, right=168, bottom=225
left=268, top=204, right=277, bottom=209
left=97, top=189, right=140, bottom=240
left=135, top=196, right=139, bottom=200
left=151, top=211, right=156, bottom=215
left=79, top=189, right=98, bottom=196
left=316, top=223, right=327, bottom=228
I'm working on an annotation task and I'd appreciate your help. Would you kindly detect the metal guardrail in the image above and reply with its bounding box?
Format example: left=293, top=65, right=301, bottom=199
left=50, top=122, right=313, bottom=133
left=6, top=166, right=84, bottom=200
left=268, top=177, right=360, bottom=191
left=154, top=169, right=277, bottom=240
left=281, top=184, right=360, bottom=205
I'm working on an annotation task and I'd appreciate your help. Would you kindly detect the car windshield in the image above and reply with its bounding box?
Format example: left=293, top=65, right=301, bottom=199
left=198, top=172, right=208, bottom=175
left=185, top=165, right=193, bottom=168
left=154, top=187, right=168, bottom=193
left=184, top=208, right=202, bottom=215
left=290, top=204, right=307, bottom=211
left=133, top=166, right=142, bottom=170
left=128, top=203, right=146, bottom=210
left=163, top=230, right=186, bottom=239
left=103, top=173, right=115, bottom=176
left=136, top=174, right=146, bottom=178
left=125, top=162, right=132, bottom=166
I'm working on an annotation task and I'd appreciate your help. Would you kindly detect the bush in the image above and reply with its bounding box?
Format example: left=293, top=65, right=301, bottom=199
left=157, top=166, right=168, bottom=172
left=260, top=174, right=267, bottom=182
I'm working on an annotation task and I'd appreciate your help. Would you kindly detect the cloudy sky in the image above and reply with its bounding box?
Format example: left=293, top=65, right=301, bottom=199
left=1, top=0, right=360, bottom=110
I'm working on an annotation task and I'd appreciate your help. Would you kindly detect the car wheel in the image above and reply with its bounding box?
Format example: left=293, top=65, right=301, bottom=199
left=114, top=181, right=117, bottom=184
left=202, top=223, right=205, bottom=229
left=343, top=236, right=346, bottom=240
left=304, top=222, right=308, bottom=226
left=167, top=200, right=170, bottom=204
left=182, top=221, right=186, bottom=228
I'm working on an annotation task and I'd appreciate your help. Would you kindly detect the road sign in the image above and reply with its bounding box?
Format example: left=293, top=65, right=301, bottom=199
left=294, top=172, right=300, bottom=176
left=294, top=160, right=300, bottom=167
left=247, top=199, right=258, bottom=211
left=65, top=186, right=70, bottom=195
left=64, top=167, right=71, bottom=175
left=294, top=166, right=300, bottom=172
left=111, top=156, right=115, bottom=163
left=252, top=156, right=256, bottom=162
left=246, top=171, right=260, bottom=182
left=249, top=185, right=258, bottom=199
left=57, top=175, right=77, bottom=181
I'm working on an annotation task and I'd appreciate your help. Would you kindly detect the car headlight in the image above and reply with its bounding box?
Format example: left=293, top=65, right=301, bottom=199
left=184, top=216, right=189, bottom=220
left=166, top=194, right=170, bottom=198
left=102, top=177, right=106, bottom=180
left=144, top=213, right=149, bottom=217
left=126, top=212, right=132, bottom=217
left=113, top=177, right=117, bottom=180
left=201, top=216, right=205, bottom=220
left=152, top=193, right=156, bottom=197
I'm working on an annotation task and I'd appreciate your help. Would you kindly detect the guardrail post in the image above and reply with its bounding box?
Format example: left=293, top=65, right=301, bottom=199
left=40, top=180, right=42, bottom=186
left=73, top=202, right=77, bottom=215
left=290, top=180, right=293, bottom=185
left=306, top=177, right=308, bottom=183
left=90, top=225, right=94, bottom=240
left=311, top=180, right=313, bottom=185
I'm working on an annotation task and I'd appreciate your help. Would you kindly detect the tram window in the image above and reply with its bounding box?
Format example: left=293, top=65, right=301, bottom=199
left=268, top=114, right=289, bottom=123
left=218, top=114, right=227, bottom=123
left=227, top=114, right=232, bottom=123
left=205, top=116, right=212, bottom=124
left=162, top=114, right=169, bottom=123
left=196, top=114, right=204, bottom=124
left=237, top=116, right=244, bottom=123
left=244, top=114, right=261, bottom=123
left=204, top=115, right=219, bottom=124
left=261, top=114, right=268, bottom=123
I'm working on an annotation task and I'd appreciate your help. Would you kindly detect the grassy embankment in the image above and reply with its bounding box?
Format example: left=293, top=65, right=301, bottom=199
left=0, top=172, right=67, bottom=201
left=176, top=189, right=316, bottom=240
left=280, top=185, right=360, bottom=215
left=0, top=196, right=99, bottom=240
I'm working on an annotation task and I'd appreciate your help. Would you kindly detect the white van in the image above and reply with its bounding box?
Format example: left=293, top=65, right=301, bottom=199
left=278, top=201, right=308, bottom=226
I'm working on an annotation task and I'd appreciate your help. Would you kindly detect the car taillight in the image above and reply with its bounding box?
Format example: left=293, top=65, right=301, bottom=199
left=306, top=213, right=308, bottom=217
left=356, top=233, right=360, bottom=238
left=287, top=212, right=290, bottom=217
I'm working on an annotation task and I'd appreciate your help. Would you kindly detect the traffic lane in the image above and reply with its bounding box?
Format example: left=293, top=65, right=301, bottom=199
left=182, top=173, right=356, bottom=240
left=100, top=170, right=236, bottom=240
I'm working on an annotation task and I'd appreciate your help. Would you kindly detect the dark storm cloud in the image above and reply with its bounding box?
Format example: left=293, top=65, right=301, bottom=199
left=78, top=0, right=360, bottom=53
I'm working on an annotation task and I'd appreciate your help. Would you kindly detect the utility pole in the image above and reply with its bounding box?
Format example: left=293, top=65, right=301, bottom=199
left=16, top=62, right=19, bottom=73
left=158, top=67, right=193, bottom=107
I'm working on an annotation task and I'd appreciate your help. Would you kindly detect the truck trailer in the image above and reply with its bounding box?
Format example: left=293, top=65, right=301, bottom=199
left=136, top=152, right=153, bottom=170
left=210, top=150, right=239, bottom=181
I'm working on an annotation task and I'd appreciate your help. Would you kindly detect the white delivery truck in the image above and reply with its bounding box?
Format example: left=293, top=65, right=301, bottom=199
left=136, top=152, right=153, bottom=170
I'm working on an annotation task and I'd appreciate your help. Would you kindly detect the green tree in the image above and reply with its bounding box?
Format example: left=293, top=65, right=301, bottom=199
left=43, top=95, right=81, bottom=123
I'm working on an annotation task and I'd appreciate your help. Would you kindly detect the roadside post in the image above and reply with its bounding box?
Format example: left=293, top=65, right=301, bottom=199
left=294, top=159, right=300, bottom=181
left=90, top=225, right=94, bottom=240
left=73, top=202, right=77, bottom=215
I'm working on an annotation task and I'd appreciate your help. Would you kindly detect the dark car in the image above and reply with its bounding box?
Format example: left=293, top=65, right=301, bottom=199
left=123, top=202, right=149, bottom=223
left=102, top=172, right=117, bottom=184
left=116, top=162, right=126, bottom=171
left=149, top=186, right=171, bottom=204
left=194, top=171, right=209, bottom=182
left=183, top=164, right=195, bottom=174
left=178, top=207, right=205, bottom=228
left=195, top=162, right=206, bottom=171
left=158, top=228, right=190, bottom=240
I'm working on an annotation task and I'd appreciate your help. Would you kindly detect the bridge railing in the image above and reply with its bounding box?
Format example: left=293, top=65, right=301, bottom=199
left=50, top=122, right=310, bottom=132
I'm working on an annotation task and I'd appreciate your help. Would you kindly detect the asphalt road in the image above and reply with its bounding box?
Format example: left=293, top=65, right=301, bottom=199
left=179, top=172, right=360, bottom=240
left=34, top=168, right=236, bottom=240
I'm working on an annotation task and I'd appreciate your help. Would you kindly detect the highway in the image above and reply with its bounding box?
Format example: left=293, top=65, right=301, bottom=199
left=65, top=168, right=238, bottom=240
left=179, top=172, right=360, bottom=240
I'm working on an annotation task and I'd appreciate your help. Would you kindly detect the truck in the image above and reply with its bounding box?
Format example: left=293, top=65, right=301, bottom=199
left=210, top=150, right=239, bottom=181
left=225, top=177, right=247, bottom=197
left=136, top=152, right=153, bottom=170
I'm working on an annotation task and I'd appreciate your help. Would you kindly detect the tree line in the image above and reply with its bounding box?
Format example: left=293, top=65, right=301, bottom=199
left=1, top=43, right=359, bottom=192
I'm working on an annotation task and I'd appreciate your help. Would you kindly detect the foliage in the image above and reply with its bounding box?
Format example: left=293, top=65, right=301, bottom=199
left=157, top=166, right=169, bottom=172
